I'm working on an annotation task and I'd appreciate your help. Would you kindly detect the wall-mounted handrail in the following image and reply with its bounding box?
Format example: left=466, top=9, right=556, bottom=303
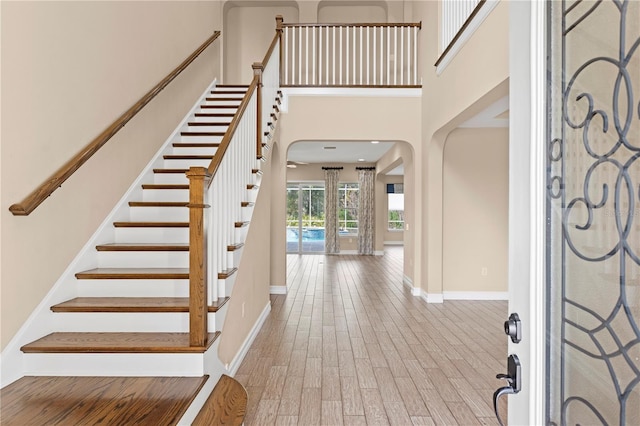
left=9, top=31, right=221, bottom=216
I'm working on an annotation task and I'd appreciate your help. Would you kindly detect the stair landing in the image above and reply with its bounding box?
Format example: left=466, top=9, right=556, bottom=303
left=0, top=375, right=208, bottom=426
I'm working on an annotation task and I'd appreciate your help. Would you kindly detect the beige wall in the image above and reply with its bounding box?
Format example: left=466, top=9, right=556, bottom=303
left=1, top=1, right=221, bottom=349
left=318, top=1, right=387, bottom=23
left=443, top=128, right=508, bottom=293
left=411, top=0, right=509, bottom=296
left=223, top=2, right=298, bottom=83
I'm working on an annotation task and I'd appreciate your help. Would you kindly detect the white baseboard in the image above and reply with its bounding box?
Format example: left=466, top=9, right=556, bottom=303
left=226, top=301, right=271, bottom=376
left=443, top=291, right=508, bottom=300
left=422, top=293, right=444, bottom=304
left=402, top=276, right=421, bottom=296
left=270, top=285, right=288, bottom=295
left=339, top=250, right=358, bottom=255
left=383, top=241, right=404, bottom=246
left=374, top=250, right=384, bottom=256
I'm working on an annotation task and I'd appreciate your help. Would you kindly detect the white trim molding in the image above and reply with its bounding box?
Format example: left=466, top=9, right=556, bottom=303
left=226, top=301, right=271, bottom=376
left=383, top=241, right=404, bottom=246
left=269, top=285, right=288, bottom=295
left=281, top=87, right=422, bottom=112
left=402, top=275, right=421, bottom=296
left=422, top=293, right=444, bottom=304
left=443, top=291, right=508, bottom=300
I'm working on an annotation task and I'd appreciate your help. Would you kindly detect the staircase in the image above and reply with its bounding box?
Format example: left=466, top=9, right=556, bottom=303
left=14, top=82, right=278, bottom=421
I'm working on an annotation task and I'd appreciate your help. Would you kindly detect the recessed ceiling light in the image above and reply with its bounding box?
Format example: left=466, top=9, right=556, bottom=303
left=371, top=141, right=379, bottom=144
left=324, top=146, right=337, bottom=150
left=358, top=158, right=366, bottom=162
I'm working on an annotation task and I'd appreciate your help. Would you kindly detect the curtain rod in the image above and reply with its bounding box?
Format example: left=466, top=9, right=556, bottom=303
left=355, top=167, right=376, bottom=170
left=322, top=167, right=344, bottom=170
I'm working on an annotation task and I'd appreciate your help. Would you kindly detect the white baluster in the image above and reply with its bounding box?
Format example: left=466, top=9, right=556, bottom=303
left=305, top=26, right=309, bottom=85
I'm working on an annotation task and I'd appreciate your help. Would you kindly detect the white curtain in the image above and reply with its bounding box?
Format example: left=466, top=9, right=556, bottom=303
left=358, top=169, right=375, bottom=255
left=324, top=168, right=340, bottom=254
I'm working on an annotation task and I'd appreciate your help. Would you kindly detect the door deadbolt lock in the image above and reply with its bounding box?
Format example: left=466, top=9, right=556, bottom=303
left=504, top=313, right=521, bottom=343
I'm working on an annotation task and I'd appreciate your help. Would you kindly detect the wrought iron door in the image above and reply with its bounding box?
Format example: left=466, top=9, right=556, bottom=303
left=547, top=1, right=639, bottom=424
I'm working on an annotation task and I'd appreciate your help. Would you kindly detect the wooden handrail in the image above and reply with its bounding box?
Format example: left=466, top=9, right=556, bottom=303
left=260, top=15, right=283, bottom=70
left=9, top=31, right=221, bottom=216
left=434, top=0, right=485, bottom=67
left=206, top=75, right=259, bottom=186
left=282, top=22, right=422, bottom=28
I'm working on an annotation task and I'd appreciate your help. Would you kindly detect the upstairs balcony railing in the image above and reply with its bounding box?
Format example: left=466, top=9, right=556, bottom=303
left=281, top=22, right=422, bottom=87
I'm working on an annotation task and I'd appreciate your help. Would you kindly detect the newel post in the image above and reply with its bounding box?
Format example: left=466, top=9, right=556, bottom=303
left=276, top=15, right=284, bottom=86
left=252, top=62, right=264, bottom=160
left=186, top=166, right=211, bottom=347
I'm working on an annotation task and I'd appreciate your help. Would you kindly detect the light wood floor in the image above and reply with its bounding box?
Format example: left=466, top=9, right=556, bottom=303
left=235, top=247, right=508, bottom=425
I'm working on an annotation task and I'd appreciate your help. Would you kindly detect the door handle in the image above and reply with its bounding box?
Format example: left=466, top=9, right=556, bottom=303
left=493, top=354, right=521, bottom=426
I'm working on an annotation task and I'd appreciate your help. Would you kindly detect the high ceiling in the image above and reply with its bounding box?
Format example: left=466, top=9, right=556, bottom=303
left=287, top=140, right=395, bottom=165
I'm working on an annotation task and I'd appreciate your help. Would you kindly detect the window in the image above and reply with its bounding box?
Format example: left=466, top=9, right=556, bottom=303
left=338, top=183, right=359, bottom=234
left=387, top=183, right=404, bottom=230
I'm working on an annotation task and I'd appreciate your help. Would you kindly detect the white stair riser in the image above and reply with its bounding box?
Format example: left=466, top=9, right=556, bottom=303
left=241, top=206, right=254, bottom=222
left=219, top=274, right=237, bottom=299
left=76, top=279, right=189, bottom=298
left=142, top=189, right=189, bottom=202
left=163, top=158, right=212, bottom=169
left=196, top=108, right=238, bottom=115
left=130, top=206, right=189, bottom=222
left=97, top=251, right=189, bottom=268
left=203, top=100, right=241, bottom=107
left=171, top=146, right=218, bottom=156
left=191, top=116, right=233, bottom=123
left=114, top=228, right=189, bottom=244
left=183, top=125, right=230, bottom=133
left=52, top=310, right=223, bottom=333
left=154, top=173, right=189, bottom=185
left=23, top=353, right=207, bottom=377
left=179, top=135, right=224, bottom=143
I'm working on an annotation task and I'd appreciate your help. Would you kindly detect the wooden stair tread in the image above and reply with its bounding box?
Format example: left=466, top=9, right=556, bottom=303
left=128, top=201, right=188, bottom=207
left=51, top=296, right=230, bottom=313
left=96, top=243, right=189, bottom=251
left=227, top=243, right=244, bottom=251
left=205, top=97, right=243, bottom=101
left=218, top=268, right=238, bottom=279
left=194, top=113, right=235, bottom=118
left=141, top=184, right=189, bottom=190
left=211, top=90, right=247, bottom=94
left=216, top=84, right=249, bottom=88
left=76, top=268, right=189, bottom=279
left=187, top=122, right=231, bottom=127
left=172, top=142, right=221, bottom=147
left=163, top=154, right=214, bottom=159
left=20, top=331, right=220, bottom=353
left=180, top=131, right=225, bottom=136
left=200, top=105, right=239, bottom=109
left=234, top=221, right=249, bottom=228
left=241, top=201, right=255, bottom=207
left=154, top=168, right=189, bottom=173
left=192, top=374, right=247, bottom=426
left=113, top=221, right=189, bottom=228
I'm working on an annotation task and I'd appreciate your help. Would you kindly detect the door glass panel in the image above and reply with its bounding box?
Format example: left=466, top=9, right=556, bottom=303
left=286, top=183, right=325, bottom=253
left=547, top=1, right=640, bottom=424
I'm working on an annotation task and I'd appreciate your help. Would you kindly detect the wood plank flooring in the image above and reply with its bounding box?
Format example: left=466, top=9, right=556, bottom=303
left=235, top=247, right=508, bottom=425
left=0, top=376, right=207, bottom=425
